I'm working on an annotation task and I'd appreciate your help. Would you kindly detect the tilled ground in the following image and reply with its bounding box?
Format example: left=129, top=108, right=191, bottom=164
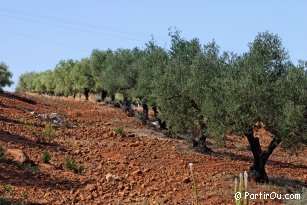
left=0, top=92, right=306, bottom=205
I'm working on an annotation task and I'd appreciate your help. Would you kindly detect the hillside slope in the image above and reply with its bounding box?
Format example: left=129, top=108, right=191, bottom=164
left=0, top=92, right=306, bottom=204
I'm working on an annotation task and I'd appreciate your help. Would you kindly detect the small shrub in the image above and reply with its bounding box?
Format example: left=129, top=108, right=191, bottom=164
left=0, top=185, right=15, bottom=203
left=41, top=150, right=51, bottom=163
left=236, top=146, right=245, bottom=152
left=42, top=124, right=56, bottom=141
left=0, top=146, right=6, bottom=162
left=64, top=158, right=84, bottom=174
left=26, top=123, right=36, bottom=135
left=0, top=184, right=27, bottom=205
left=115, top=125, right=125, bottom=136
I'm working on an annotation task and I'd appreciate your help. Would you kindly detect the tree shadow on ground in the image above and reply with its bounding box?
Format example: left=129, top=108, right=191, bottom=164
left=0, top=116, right=23, bottom=125
left=214, top=150, right=307, bottom=170
left=0, top=198, right=42, bottom=205
left=0, top=92, right=36, bottom=105
left=269, top=176, right=307, bottom=189
left=0, top=131, right=65, bottom=153
left=0, top=161, right=81, bottom=191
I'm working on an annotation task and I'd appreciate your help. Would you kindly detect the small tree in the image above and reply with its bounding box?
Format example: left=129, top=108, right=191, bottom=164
left=0, top=62, right=13, bottom=92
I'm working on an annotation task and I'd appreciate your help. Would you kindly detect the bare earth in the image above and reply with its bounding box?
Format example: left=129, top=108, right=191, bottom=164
left=0, top=93, right=306, bottom=205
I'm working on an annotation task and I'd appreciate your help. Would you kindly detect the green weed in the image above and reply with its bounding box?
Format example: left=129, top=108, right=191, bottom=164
left=64, top=158, right=84, bottom=174
left=41, top=150, right=51, bottom=163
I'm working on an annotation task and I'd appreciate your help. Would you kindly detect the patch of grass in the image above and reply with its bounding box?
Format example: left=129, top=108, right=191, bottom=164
left=0, top=184, right=28, bottom=205
left=25, top=123, right=37, bottom=135
left=41, top=150, right=51, bottom=163
left=42, top=124, right=56, bottom=142
left=115, top=125, right=125, bottom=136
left=64, top=158, right=84, bottom=174
left=0, top=146, right=6, bottom=162
left=0, top=185, right=15, bottom=204
left=235, top=146, right=245, bottom=152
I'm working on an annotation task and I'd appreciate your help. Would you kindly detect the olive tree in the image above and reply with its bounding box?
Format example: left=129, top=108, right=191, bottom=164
left=90, top=49, right=113, bottom=100
left=134, top=40, right=168, bottom=124
left=204, top=31, right=307, bottom=182
left=53, top=60, right=75, bottom=96
left=71, top=58, right=94, bottom=100
left=155, top=31, right=218, bottom=151
left=0, top=62, right=13, bottom=92
left=103, top=48, right=142, bottom=114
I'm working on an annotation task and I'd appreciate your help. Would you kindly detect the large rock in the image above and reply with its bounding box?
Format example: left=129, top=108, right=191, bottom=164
left=6, top=149, right=35, bottom=165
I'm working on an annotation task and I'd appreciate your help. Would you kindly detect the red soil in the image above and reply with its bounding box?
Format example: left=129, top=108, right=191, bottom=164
left=0, top=92, right=306, bottom=204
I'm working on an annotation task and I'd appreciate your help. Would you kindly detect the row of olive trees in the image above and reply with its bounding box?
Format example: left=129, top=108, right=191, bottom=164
left=0, top=61, right=13, bottom=92
left=16, top=31, right=307, bottom=183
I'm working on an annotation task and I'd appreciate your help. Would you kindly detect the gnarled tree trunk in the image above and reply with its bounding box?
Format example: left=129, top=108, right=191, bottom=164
left=245, top=128, right=281, bottom=183
left=152, top=105, right=167, bottom=129
left=101, top=90, right=108, bottom=101
left=192, top=117, right=212, bottom=153
left=84, top=88, right=89, bottom=101
left=142, top=103, right=149, bottom=125
left=111, top=94, right=115, bottom=102
left=123, top=96, right=134, bottom=117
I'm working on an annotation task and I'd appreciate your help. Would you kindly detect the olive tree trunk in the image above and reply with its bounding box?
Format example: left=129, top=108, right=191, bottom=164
left=101, top=90, right=108, bottom=101
left=245, top=128, right=281, bottom=183
left=142, top=103, right=149, bottom=124
left=152, top=105, right=167, bottom=129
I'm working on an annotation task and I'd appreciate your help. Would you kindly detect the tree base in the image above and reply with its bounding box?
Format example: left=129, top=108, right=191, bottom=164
left=249, top=166, right=269, bottom=183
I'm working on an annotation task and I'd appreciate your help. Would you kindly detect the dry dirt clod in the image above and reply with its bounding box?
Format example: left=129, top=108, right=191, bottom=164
left=132, top=169, right=143, bottom=176
left=85, top=184, right=97, bottom=192
left=40, top=163, right=56, bottom=170
left=182, top=177, right=191, bottom=183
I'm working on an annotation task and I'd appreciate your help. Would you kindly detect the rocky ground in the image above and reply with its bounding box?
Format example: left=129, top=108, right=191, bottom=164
left=0, top=92, right=306, bottom=205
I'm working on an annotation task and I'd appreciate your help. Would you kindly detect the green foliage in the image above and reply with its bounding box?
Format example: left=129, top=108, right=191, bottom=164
left=0, top=184, right=27, bottom=205
left=16, top=30, right=307, bottom=181
left=0, top=146, right=6, bottom=162
left=41, top=150, right=51, bottom=163
left=0, top=185, right=15, bottom=204
left=204, top=32, right=307, bottom=147
left=0, top=62, right=13, bottom=92
left=53, top=60, right=75, bottom=96
left=90, top=49, right=112, bottom=92
left=42, top=124, right=56, bottom=142
left=71, top=58, right=94, bottom=95
left=133, top=39, right=168, bottom=105
left=114, top=125, right=125, bottom=136
left=25, top=121, right=56, bottom=143
left=102, top=48, right=143, bottom=101
left=64, top=158, right=84, bottom=174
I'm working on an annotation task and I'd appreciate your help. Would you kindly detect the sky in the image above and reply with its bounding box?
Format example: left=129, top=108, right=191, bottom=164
left=1, top=0, right=306, bottom=91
